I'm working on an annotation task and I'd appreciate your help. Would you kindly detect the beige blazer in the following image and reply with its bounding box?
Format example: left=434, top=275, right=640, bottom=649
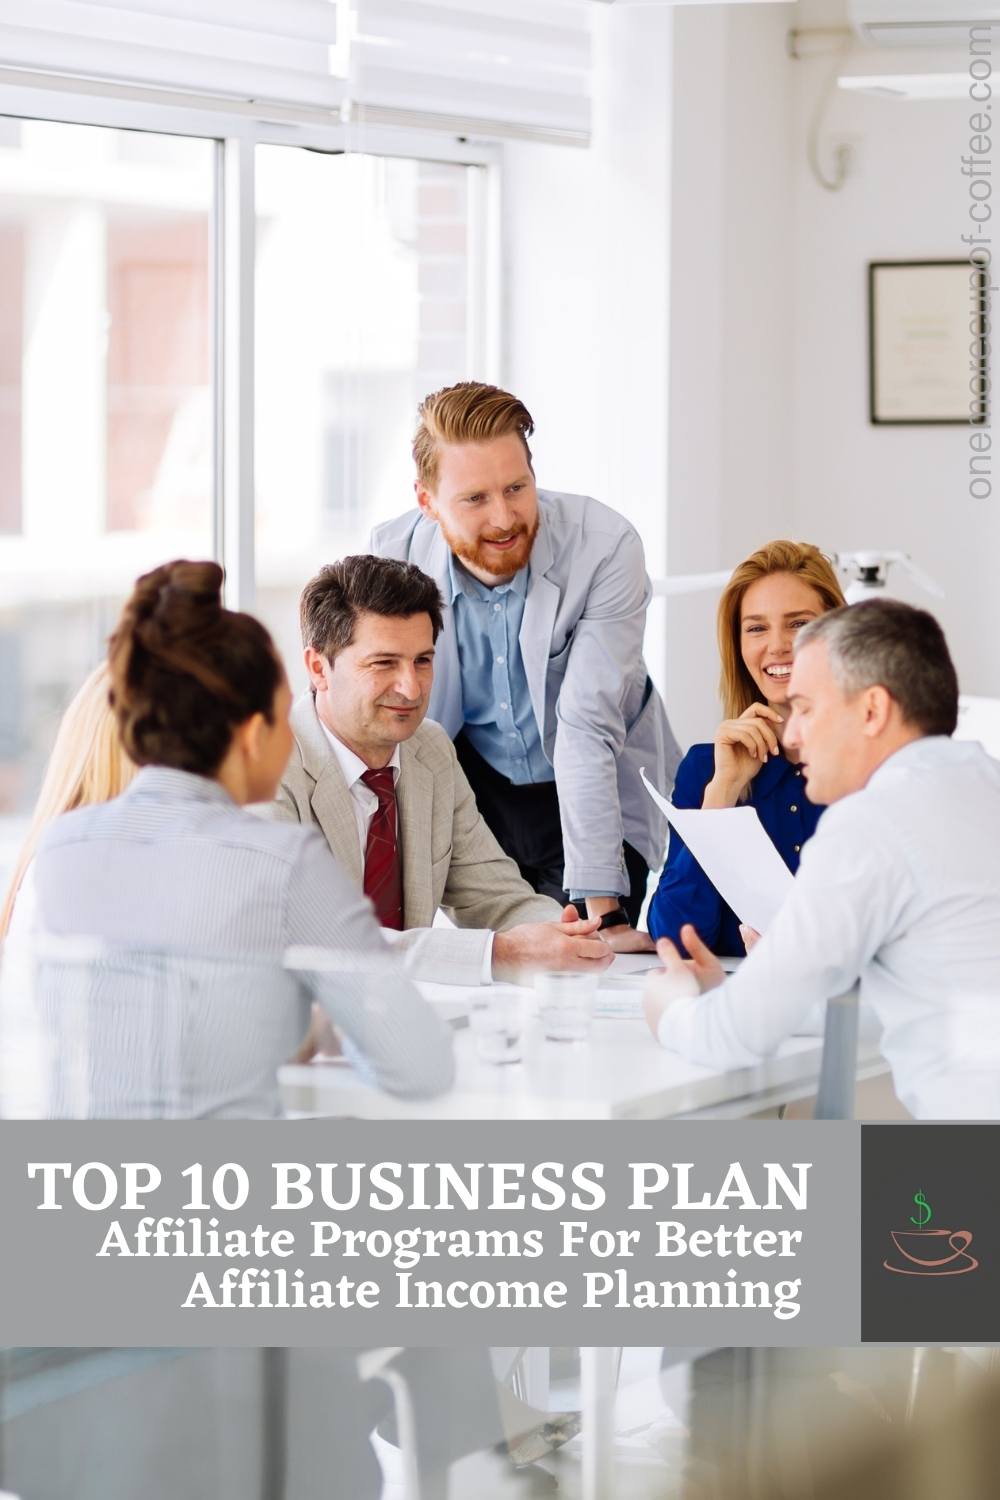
left=265, top=693, right=561, bottom=986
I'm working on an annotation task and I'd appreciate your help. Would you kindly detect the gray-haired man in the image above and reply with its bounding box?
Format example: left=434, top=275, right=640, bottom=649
left=646, top=598, right=1000, bottom=1120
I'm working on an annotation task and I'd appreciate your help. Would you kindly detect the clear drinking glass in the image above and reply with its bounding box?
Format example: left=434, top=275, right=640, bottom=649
left=536, top=971, right=598, bottom=1042
left=470, top=988, right=523, bottom=1064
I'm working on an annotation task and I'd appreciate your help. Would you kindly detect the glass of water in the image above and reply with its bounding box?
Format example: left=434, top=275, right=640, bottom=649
left=470, top=988, right=523, bottom=1064
left=536, top=971, right=598, bottom=1042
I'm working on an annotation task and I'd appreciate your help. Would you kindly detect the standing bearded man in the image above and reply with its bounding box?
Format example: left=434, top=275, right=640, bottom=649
left=372, top=381, right=681, bottom=950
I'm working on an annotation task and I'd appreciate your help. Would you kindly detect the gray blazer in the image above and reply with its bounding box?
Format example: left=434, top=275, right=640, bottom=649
left=266, top=694, right=560, bottom=986
left=372, top=490, right=682, bottom=894
left=30, top=767, right=454, bottom=1117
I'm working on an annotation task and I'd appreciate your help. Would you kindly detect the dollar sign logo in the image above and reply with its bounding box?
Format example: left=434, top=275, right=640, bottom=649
left=910, top=1191, right=932, bottom=1229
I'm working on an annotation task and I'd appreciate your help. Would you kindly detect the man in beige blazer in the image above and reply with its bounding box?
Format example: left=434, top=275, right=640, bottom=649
left=268, top=554, right=613, bottom=987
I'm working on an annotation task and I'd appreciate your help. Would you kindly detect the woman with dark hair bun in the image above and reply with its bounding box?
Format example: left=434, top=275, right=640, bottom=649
left=30, top=560, right=454, bottom=1118
left=107, top=559, right=285, bottom=783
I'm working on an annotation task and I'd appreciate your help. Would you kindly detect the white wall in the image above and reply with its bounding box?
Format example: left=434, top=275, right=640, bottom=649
left=671, top=0, right=1000, bottom=714
left=789, top=15, right=1000, bottom=698
left=505, top=0, right=998, bottom=752
left=503, top=4, right=674, bottom=696
left=501, top=139, right=601, bottom=493
left=666, top=1, right=797, bottom=745
left=505, top=0, right=798, bottom=747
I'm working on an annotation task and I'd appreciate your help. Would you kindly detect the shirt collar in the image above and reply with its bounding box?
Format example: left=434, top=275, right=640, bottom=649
left=127, top=765, right=237, bottom=807
left=865, top=734, right=951, bottom=789
left=319, top=716, right=401, bottom=789
left=447, top=549, right=529, bottom=604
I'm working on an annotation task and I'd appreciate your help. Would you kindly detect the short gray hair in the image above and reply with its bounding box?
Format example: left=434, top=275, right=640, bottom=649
left=794, top=599, right=958, bottom=736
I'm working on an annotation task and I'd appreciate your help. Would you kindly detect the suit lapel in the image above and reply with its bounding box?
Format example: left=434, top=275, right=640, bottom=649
left=311, top=770, right=364, bottom=886
left=290, top=694, right=364, bottom=886
left=520, top=510, right=559, bottom=737
left=396, top=742, right=435, bottom=929
left=418, top=525, right=464, bottom=738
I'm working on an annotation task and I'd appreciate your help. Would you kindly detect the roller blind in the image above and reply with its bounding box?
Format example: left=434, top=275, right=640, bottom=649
left=0, top=0, right=593, bottom=143
left=346, top=0, right=592, bottom=144
left=0, top=0, right=345, bottom=111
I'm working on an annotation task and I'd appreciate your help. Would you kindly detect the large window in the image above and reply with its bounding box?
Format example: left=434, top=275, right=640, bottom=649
left=254, top=146, right=485, bottom=688
left=0, top=119, right=213, bottom=879
left=0, top=112, right=493, bottom=890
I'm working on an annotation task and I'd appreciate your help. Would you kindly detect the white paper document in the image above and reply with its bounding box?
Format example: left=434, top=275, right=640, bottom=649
left=641, top=769, right=794, bottom=934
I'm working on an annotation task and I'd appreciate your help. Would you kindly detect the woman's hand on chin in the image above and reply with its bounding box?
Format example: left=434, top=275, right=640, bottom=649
left=704, top=703, right=784, bottom=807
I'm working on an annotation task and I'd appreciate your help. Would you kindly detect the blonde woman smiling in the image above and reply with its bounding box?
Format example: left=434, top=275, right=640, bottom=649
left=648, top=541, right=845, bottom=954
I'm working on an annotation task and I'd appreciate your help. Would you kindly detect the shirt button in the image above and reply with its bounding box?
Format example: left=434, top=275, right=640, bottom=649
left=494, top=603, right=502, bottom=612
left=500, top=701, right=509, bottom=710
left=496, top=655, right=504, bottom=664
left=793, top=843, right=801, bottom=853
left=789, top=804, right=798, bottom=814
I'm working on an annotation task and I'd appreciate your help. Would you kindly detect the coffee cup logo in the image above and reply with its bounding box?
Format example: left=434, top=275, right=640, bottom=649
left=883, top=1191, right=979, bottom=1277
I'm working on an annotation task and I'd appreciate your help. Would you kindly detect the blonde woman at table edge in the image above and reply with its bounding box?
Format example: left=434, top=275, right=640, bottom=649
left=27, top=559, right=455, bottom=1110
left=0, top=663, right=136, bottom=942
left=647, top=540, right=846, bottom=956
left=0, top=661, right=331, bottom=1070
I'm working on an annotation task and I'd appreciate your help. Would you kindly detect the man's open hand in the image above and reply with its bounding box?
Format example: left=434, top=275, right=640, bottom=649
left=643, top=924, right=725, bottom=1037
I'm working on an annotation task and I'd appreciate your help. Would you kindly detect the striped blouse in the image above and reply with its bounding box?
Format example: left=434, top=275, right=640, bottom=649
left=30, top=766, right=454, bottom=1117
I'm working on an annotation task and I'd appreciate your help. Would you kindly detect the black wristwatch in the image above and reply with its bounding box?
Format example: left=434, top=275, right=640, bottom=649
left=596, top=906, right=631, bottom=931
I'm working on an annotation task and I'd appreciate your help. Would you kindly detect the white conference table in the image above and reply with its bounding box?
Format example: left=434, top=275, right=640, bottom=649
left=280, top=970, right=888, bottom=1122
left=280, top=962, right=887, bottom=1500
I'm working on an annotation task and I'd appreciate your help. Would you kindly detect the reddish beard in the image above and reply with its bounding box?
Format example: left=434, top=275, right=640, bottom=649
left=439, top=515, right=540, bottom=576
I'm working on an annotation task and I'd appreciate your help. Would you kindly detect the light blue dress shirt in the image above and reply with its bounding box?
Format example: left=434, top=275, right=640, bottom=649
left=448, top=555, right=554, bottom=786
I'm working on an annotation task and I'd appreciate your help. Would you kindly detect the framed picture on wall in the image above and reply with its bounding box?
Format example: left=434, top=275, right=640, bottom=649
left=868, top=260, right=988, bottom=425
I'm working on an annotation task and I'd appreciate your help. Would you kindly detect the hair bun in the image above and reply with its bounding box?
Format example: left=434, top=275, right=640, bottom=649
left=111, top=559, right=228, bottom=706
left=123, top=559, right=222, bottom=630
left=107, top=558, right=281, bottom=776
left=159, top=559, right=224, bottom=604
left=154, top=561, right=224, bottom=630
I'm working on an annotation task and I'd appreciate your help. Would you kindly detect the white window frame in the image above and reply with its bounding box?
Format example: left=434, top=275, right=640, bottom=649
left=0, top=79, right=502, bottom=609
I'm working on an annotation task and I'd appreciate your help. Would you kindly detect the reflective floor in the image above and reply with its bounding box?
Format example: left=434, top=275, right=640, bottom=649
left=3, top=1346, right=999, bottom=1499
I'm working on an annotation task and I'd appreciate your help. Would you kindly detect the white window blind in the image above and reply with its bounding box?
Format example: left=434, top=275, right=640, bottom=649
left=347, top=0, right=592, bottom=145
left=0, top=0, right=344, bottom=112
left=0, top=0, right=593, bottom=143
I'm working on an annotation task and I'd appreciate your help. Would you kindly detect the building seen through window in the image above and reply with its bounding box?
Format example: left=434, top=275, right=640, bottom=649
left=0, top=123, right=483, bottom=885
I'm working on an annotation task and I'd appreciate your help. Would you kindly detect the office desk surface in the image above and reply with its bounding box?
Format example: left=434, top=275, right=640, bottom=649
left=280, top=990, right=888, bottom=1121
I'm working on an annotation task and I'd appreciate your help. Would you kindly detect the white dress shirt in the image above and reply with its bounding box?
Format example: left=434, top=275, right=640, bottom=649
left=319, top=718, right=495, bottom=983
left=319, top=719, right=402, bottom=862
left=657, top=736, right=1000, bottom=1120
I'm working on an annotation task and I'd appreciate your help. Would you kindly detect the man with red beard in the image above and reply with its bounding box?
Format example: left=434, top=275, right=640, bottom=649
left=372, top=381, right=681, bottom=948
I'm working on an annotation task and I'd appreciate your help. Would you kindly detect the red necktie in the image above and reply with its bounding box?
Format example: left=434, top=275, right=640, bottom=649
left=361, top=767, right=403, bottom=930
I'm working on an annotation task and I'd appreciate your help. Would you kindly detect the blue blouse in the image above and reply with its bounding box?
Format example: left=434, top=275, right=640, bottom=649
left=647, top=743, right=824, bottom=956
